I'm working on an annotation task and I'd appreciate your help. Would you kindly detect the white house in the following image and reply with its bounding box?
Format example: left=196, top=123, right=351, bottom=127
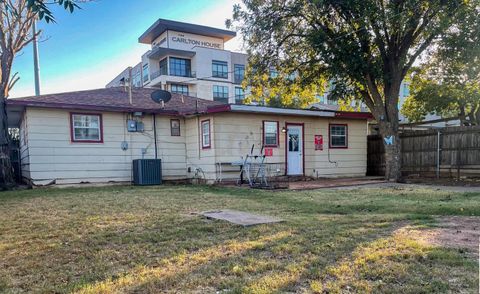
left=7, top=87, right=372, bottom=185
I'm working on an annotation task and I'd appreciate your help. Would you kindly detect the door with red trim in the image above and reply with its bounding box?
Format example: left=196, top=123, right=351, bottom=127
left=287, top=125, right=303, bottom=175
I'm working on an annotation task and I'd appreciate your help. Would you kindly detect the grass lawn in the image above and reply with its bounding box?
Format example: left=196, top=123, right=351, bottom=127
left=0, top=185, right=478, bottom=293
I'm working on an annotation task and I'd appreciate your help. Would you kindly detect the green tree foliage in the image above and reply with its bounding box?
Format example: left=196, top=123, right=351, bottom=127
left=26, top=0, right=80, bottom=23
left=402, top=10, right=480, bottom=126
left=230, top=0, right=477, bottom=180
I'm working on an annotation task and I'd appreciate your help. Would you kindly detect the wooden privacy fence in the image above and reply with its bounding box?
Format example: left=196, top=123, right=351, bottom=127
left=367, top=126, right=480, bottom=178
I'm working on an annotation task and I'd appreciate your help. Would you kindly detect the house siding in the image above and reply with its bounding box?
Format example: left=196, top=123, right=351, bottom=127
left=210, top=113, right=367, bottom=180
left=185, top=116, right=217, bottom=180
left=19, top=111, right=31, bottom=181
left=24, top=107, right=187, bottom=184
left=20, top=107, right=368, bottom=185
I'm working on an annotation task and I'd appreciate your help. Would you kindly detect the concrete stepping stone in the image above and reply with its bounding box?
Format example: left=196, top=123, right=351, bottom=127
left=201, top=209, right=284, bottom=226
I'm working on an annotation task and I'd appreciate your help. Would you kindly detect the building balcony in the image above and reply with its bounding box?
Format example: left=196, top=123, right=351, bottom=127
left=147, top=47, right=196, bottom=60
left=148, top=71, right=197, bottom=87
left=150, top=70, right=196, bottom=80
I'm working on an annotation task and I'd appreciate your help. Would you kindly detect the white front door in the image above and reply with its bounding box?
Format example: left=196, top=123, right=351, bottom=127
left=287, top=124, right=303, bottom=175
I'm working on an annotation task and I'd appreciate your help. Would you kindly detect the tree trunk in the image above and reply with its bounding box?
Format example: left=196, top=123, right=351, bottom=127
left=380, top=76, right=402, bottom=182
left=379, top=124, right=402, bottom=181
left=0, top=144, right=14, bottom=189
left=0, top=97, right=15, bottom=189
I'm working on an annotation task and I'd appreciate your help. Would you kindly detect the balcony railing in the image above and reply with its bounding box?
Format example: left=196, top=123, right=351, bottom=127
left=171, top=92, right=197, bottom=97
left=150, top=70, right=197, bottom=81
left=213, top=97, right=229, bottom=104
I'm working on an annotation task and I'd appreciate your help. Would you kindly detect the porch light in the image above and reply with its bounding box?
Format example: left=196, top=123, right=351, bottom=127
left=281, top=127, right=287, bottom=133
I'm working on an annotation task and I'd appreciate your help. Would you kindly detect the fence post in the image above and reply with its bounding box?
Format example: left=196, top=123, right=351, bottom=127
left=436, top=130, right=441, bottom=179
left=456, top=132, right=463, bottom=180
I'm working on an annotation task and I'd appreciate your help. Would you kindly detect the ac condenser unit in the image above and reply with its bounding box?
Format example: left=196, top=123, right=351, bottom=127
left=132, top=159, right=162, bottom=185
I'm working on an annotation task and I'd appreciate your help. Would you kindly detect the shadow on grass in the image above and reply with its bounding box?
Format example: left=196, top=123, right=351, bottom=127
left=305, top=224, right=478, bottom=293
left=72, top=213, right=402, bottom=293
left=73, top=230, right=293, bottom=293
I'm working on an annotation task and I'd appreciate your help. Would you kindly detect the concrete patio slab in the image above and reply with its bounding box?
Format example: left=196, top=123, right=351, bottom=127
left=201, top=209, right=284, bottom=226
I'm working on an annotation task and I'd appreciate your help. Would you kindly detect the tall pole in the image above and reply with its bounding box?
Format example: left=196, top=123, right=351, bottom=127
left=128, top=67, right=132, bottom=105
left=33, top=20, right=41, bottom=96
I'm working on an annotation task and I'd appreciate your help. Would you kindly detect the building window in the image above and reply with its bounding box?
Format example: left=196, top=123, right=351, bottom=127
left=171, top=84, right=189, bottom=95
left=169, top=57, right=191, bottom=77
left=201, top=119, right=211, bottom=149
left=159, top=58, right=168, bottom=76
left=133, top=72, right=141, bottom=87
left=142, top=64, right=149, bottom=82
left=170, top=119, right=181, bottom=136
left=212, top=60, right=228, bottom=79
left=70, top=113, right=103, bottom=143
left=263, top=121, right=279, bottom=147
left=329, top=124, right=348, bottom=148
left=213, top=85, right=229, bottom=103
left=234, top=87, right=245, bottom=104
left=234, top=64, right=245, bottom=84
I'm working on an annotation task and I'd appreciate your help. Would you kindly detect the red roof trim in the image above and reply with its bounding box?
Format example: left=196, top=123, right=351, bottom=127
left=334, top=111, right=373, bottom=119
left=206, top=104, right=231, bottom=113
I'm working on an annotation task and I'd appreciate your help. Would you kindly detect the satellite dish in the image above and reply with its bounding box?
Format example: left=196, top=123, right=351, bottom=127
left=151, top=89, right=172, bottom=104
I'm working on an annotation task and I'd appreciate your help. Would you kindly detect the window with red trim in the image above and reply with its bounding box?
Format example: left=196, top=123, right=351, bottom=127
left=263, top=121, right=279, bottom=147
left=71, top=113, right=103, bottom=143
left=201, top=120, right=211, bottom=149
left=329, top=124, right=347, bottom=148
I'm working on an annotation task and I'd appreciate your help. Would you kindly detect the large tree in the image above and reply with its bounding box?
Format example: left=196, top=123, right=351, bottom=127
left=231, top=0, right=477, bottom=181
left=0, top=0, right=79, bottom=188
left=402, top=9, right=480, bottom=126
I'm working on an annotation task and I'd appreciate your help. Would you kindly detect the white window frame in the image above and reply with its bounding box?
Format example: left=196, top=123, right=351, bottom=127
left=71, top=113, right=103, bottom=143
left=201, top=119, right=211, bottom=149
left=329, top=124, right=348, bottom=148
left=263, top=121, right=279, bottom=147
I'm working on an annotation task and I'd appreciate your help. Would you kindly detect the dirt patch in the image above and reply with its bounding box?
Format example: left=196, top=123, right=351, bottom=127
left=430, top=216, right=479, bottom=259
left=404, top=216, right=480, bottom=259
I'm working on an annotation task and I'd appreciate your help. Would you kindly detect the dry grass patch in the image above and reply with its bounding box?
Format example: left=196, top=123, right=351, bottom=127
left=0, top=185, right=478, bottom=293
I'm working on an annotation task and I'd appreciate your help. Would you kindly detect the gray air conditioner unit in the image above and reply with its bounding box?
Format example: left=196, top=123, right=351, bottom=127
left=133, top=159, right=162, bottom=185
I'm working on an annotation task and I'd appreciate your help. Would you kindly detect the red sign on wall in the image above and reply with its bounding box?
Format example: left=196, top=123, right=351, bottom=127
left=264, top=148, right=273, bottom=157
left=314, top=135, right=323, bottom=150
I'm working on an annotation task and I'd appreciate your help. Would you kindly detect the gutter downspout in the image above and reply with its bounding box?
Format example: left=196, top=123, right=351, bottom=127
left=153, top=113, right=158, bottom=159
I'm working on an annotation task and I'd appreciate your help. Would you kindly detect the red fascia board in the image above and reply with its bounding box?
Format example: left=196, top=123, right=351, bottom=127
left=206, top=104, right=231, bottom=114
left=334, top=112, right=373, bottom=119
left=7, top=100, right=180, bottom=116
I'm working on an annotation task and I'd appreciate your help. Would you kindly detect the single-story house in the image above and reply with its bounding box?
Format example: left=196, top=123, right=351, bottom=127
left=7, top=87, right=372, bottom=185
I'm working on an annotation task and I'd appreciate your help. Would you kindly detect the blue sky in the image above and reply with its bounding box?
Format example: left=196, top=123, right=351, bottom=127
left=11, top=0, right=242, bottom=98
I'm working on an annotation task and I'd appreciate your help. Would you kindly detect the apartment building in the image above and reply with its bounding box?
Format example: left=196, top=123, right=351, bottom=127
left=107, top=19, right=248, bottom=104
